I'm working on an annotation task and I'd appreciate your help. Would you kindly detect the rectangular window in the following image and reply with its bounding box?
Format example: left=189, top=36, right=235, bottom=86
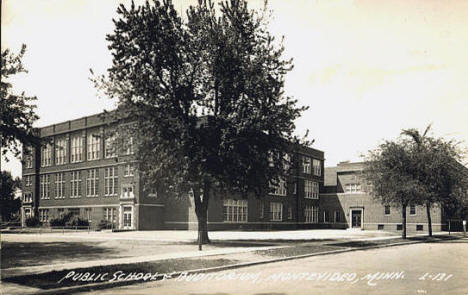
left=384, top=205, right=391, bottom=215
left=270, top=202, right=283, bottom=221
left=304, top=205, right=319, bottom=223
left=40, top=174, right=50, bottom=199
left=283, top=153, right=291, bottom=171
left=105, top=134, right=116, bottom=158
left=259, top=201, right=264, bottom=219
left=313, top=159, right=321, bottom=176
left=58, top=208, right=65, bottom=217
left=288, top=206, right=293, bottom=219
left=55, top=138, right=67, bottom=165
left=223, top=199, right=248, bottom=222
left=25, top=175, right=32, bottom=187
left=104, top=208, right=117, bottom=223
left=122, top=184, right=134, bottom=199
left=334, top=211, right=341, bottom=222
left=87, top=132, right=101, bottom=160
left=345, top=183, right=361, bottom=193
left=125, top=137, right=134, bottom=155
left=86, top=169, right=99, bottom=197
left=416, top=224, right=423, bottom=231
left=378, top=224, right=384, bottom=230
left=104, top=167, right=118, bottom=196
left=41, top=143, right=52, bottom=167
left=270, top=178, right=287, bottom=196
left=55, top=173, right=65, bottom=199
left=39, top=209, right=49, bottom=222
left=302, top=156, right=311, bottom=174
left=70, top=134, right=83, bottom=163
left=396, top=224, right=403, bottom=231
left=323, top=210, right=330, bottom=222
left=292, top=182, right=297, bottom=195
left=70, top=171, right=82, bottom=198
left=23, top=192, right=33, bottom=203
left=24, top=148, right=33, bottom=168
left=305, top=180, right=319, bottom=199
left=124, top=164, right=134, bottom=177
left=409, top=204, right=416, bottom=215
left=85, top=208, right=92, bottom=222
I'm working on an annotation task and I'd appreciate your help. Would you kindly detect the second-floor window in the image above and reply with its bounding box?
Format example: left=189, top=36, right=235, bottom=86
left=71, top=134, right=83, bottom=162
left=87, top=132, right=101, bottom=160
left=55, top=173, right=65, bottom=199
left=86, top=169, right=99, bottom=197
left=55, top=138, right=67, bottom=165
left=104, top=167, right=118, bottom=196
left=23, top=192, right=33, bottom=203
left=125, top=137, right=134, bottom=155
left=122, top=184, right=134, bottom=199
left=40, top=174, right=50, bottom=199
left=41, top=143, right=52, bottom=167
left=25, top=175, right=32, bottom=187
left=409, top=204, right=416, bottom=215
left=305, top=180, right=319, bottom=199
left=345, top=183, right=361, bottom=193
left=313, top=159, right=321, bottom=176
left=124, top=164, right=134, bottom=177
left=302, top=156, right=311, bottom=174
left=70, top=171, right=82, bottom=198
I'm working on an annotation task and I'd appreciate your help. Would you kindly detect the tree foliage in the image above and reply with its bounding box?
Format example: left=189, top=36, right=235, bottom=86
left=401, top=126, right=468, bottom=236
left=94, top=0, right=309, bottom=243
left=363, top=138, right=425, bottom=238
left=0, top=44, right=40, bottom=162
left=0, top=171, right=21, bottom=222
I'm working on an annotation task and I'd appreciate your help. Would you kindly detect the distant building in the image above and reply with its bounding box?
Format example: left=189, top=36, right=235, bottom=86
left=319, top=161, right=443, bottom=232
left=20, top=112, right=325, bottom=230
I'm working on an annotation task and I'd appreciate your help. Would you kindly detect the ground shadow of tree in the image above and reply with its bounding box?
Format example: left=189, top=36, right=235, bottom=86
left=1, top=242, right=119, bottom=269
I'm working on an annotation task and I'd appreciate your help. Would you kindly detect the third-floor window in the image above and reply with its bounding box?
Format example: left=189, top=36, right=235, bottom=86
left=55, top=138, right=68, bottom=165
left=313, top=159, right=321, bottom=176
left=71, top=134, right=83, bottom=163
left=87, top=132, right=101, bottom=160
left=41, top=143, right=52, bottom=167
left=302, top=156, right=311, bottom=174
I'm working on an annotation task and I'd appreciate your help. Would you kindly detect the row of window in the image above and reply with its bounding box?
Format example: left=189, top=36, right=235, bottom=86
left=302, top=157, right=321, bottom=176
left=38, top=207, right=119, bottom=224
left=37, top=134, right=134, bottom=168
left=30, top=165, right=135, bottom=200
left=269, top=179, right=319, bottom=199
left=223, top=199, right=319, bottom=223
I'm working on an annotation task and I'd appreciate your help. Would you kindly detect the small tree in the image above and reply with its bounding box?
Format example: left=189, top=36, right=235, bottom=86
left=402, top=126, right=468, bottom=236
left=1, top=45, right=40, bottom=165
left=94, top=0, right=308, bottom=244
left=364, top=139, right=423, bottom=239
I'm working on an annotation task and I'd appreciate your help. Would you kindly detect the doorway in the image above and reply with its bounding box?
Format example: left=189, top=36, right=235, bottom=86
left=351, top=209, right=362, bottom=229
left=122, top=206, right=133, bottom=229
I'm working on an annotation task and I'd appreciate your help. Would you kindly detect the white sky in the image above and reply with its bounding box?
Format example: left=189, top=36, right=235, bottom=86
left=2, top=0, right=468, bottom=178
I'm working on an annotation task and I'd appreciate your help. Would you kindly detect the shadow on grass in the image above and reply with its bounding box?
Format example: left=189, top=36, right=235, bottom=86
left=1, top=242, right=118, bottom=269
left=3, top=258, right=238, bottom=290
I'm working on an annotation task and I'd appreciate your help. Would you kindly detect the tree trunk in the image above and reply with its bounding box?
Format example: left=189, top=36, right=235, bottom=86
left=426, top=202, right=432, bottom=237
left=193, top=181, right=211, bottom=245
left=402, top=204, right=407, bottom=239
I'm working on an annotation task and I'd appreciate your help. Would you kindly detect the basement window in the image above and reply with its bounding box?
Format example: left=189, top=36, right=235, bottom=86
left=378, top=224, right=384, bottom=230
left=416, top=225, right=423, bottom=231
left=396, top=224, right=403, bottom=231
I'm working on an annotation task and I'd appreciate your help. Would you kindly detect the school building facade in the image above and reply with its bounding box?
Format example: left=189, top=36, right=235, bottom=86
left=20, top=112, right=325, bottom=230
left=319, top=161, right=443, bottom=232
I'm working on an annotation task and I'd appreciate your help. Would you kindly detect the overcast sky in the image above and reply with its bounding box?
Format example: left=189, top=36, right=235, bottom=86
left=2, top=0, right=468, bottom=178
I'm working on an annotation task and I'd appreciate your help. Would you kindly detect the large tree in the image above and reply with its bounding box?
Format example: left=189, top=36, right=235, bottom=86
left=0, top=44, right=40, bottom=166
left=363, top=139, right=424, bottom=239
left=402, top=126, right=468, bottom=237
left=94, top=0, right=308, bottom=243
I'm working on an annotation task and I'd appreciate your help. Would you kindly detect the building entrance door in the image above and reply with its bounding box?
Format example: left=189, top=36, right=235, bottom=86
left=122, top=206, right=133, bottom=229
left=351, top=210, right=362, bottom=228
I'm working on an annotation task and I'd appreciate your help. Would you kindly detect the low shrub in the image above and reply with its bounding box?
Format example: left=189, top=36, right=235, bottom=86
left=25, top=216, right=40, bottom=227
